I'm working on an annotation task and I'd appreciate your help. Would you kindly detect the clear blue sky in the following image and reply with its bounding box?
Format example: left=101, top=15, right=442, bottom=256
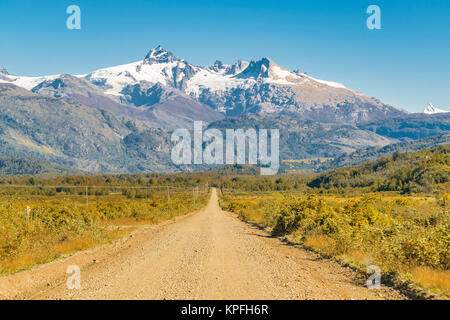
left=1, top=0, right=449, bottom=113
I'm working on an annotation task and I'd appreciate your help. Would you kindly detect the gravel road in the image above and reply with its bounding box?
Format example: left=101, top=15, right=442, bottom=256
left=0, top=189, right=406, bottom=300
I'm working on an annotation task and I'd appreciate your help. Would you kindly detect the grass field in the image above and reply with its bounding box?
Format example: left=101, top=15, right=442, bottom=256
left=0, top=186, right=209, bottom=275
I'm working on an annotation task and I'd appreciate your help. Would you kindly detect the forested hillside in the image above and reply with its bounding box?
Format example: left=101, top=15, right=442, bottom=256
left=308, top=146, right=449, bottom=193
left=0, top=158, right=82, bottom=177
left=320, top=134, right=449, bottom=171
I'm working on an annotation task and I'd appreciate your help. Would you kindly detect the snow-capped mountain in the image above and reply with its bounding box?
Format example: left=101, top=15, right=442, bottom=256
left=0, top=66, right=9, bottom=75
left=1, top=46, right=406, bottom=128
left=423, top=103, right=449, bottom=114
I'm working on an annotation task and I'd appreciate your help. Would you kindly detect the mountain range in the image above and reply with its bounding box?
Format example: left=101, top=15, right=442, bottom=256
left=1, top=46, right=406, bottom=129
left=0, top=46, right=448, bottom=174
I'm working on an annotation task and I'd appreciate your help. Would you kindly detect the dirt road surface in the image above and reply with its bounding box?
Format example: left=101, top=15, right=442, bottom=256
left=0, top=189, right=406, bottom=300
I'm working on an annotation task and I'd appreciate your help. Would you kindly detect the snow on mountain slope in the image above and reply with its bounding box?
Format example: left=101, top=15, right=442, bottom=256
left=0, top=66, right=60, bottom=89
left=424, top=103, right=449, bottom=114
left=86, top=60, right=170, bottom=96
left=305, top=75, right=346, bottom=89
left=0, top=73, right=60, bottom=90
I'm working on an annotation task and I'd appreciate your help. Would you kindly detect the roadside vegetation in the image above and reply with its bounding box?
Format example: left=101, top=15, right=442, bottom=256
left=219, top=146, right=450, bottom=297
left=0, top=181, right=209, bottom=275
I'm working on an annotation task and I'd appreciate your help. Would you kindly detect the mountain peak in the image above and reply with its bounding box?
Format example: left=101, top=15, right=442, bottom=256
left=144, top=46, right=180, bottom=64
left=0, top=66, right=9, bottom=75
left=213, top=60, right=225, bottom=68
left=210, top=60, right=229, bottom=72
left=424, top=103, right=449, bottom=114
left=237, top=57, right=277, bottom=79
left=225, top=60, right=249, bottom=75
